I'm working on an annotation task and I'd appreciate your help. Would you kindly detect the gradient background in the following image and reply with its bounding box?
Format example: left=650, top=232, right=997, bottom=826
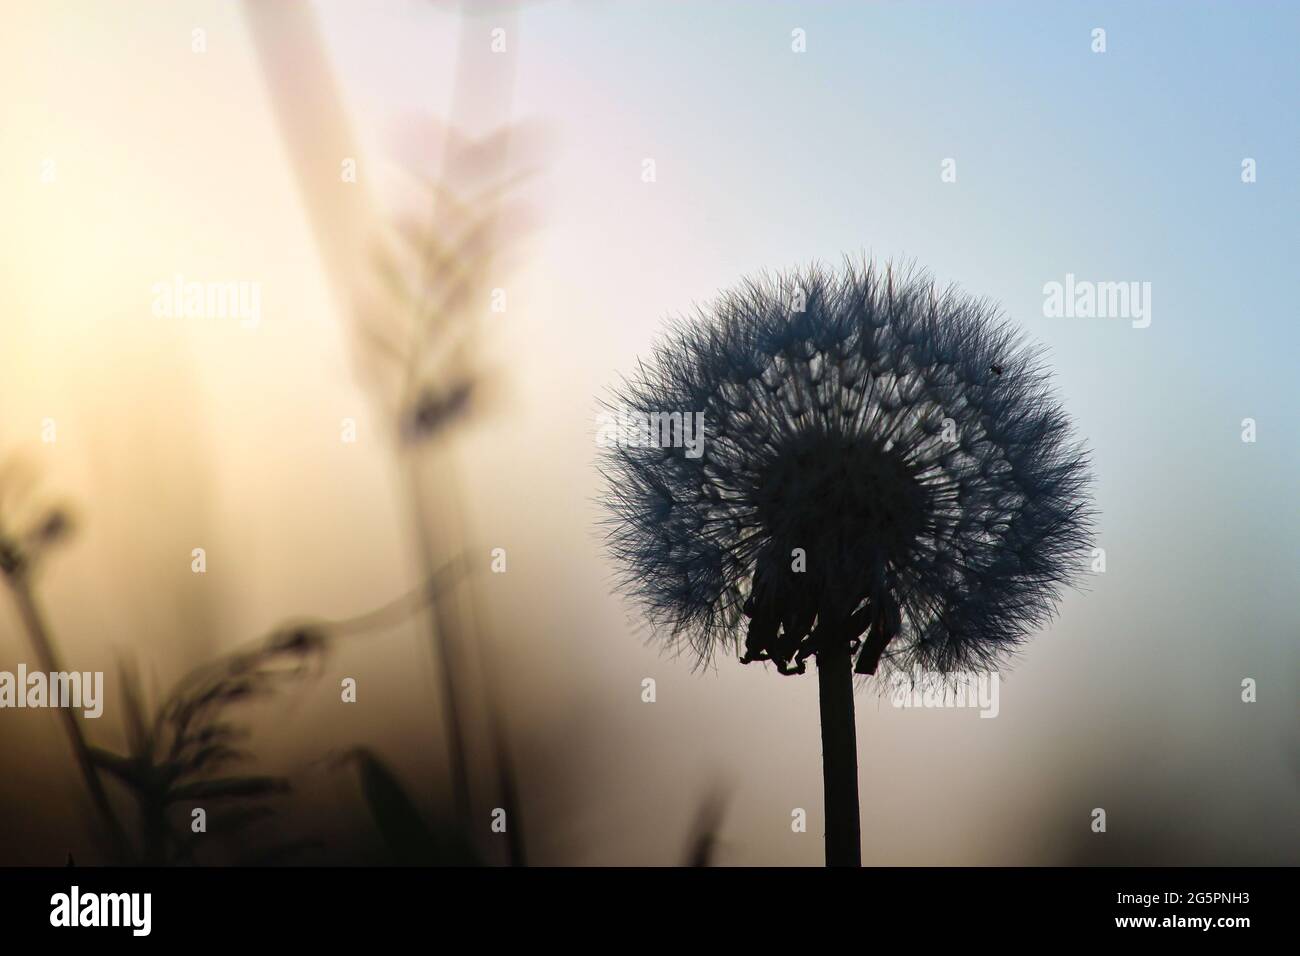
left=0, top=0, right=1295, bottom=865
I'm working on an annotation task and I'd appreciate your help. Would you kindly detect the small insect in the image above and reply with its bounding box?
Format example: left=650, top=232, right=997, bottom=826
left=989, top=363, right=1003, bottom=377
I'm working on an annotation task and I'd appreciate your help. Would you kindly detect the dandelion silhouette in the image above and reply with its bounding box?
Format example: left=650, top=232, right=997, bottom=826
left=601, top=259, right=1094, bottom=866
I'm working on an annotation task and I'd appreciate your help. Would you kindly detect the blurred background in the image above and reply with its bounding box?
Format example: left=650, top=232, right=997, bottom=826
left=0, top=0, right=1295, bottom=865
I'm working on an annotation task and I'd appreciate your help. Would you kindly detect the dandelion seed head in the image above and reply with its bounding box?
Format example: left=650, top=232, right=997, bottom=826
left=601, top=259, right=1095, bottom=677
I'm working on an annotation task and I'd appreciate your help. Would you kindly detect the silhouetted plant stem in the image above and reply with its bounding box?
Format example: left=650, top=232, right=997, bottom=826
left=139, top=791, right=169, bottom=866
left=490, top=715, right=526, bottom=866
left=436, top=453, right=529, bottom=867
left=816, top=640, right=861, bottom=867
left=405, top=455, right=473, bottom=833
left=5, top=573, right=130, bottom=862
left=404, top=451, right=528, bottom=865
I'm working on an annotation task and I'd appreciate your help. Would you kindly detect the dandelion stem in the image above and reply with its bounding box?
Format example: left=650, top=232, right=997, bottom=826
left=816, top=639, right=861, bottom=867
left=4, top=573, right=130, bottom=862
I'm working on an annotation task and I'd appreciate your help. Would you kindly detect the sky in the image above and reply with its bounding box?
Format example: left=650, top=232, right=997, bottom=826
left=0, top=1, right=1295, bottom=864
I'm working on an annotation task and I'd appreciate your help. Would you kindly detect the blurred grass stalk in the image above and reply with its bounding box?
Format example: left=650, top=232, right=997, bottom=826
left=2, top=569, right=130, bottom=861
left=243, top=0, right=526, bottom=863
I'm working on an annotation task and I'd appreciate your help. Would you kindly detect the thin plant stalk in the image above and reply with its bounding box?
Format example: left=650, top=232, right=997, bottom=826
left=405, top=447, right=528, bottom=864
left=491, top=714, right=526, bottom=866
left=394, top=0, right=529, bottom=857
left=405, top=454, right=474, bottom=832
left=815, top=638, right=861, bottom=867
left=437, top=547, right=530, bottom=866
left=5, top=575, right=130, bottom=862
left=441, top=452, right=528, bottom=866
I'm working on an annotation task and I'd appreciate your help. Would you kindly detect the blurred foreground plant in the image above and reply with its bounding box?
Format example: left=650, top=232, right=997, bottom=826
left=0, top=458, right=128, bottom=860
left=1, top=455, right=468, bottom=863
left=348, top=114, right=546, bottom=864
left=246, top=1, right=732, bottom=864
